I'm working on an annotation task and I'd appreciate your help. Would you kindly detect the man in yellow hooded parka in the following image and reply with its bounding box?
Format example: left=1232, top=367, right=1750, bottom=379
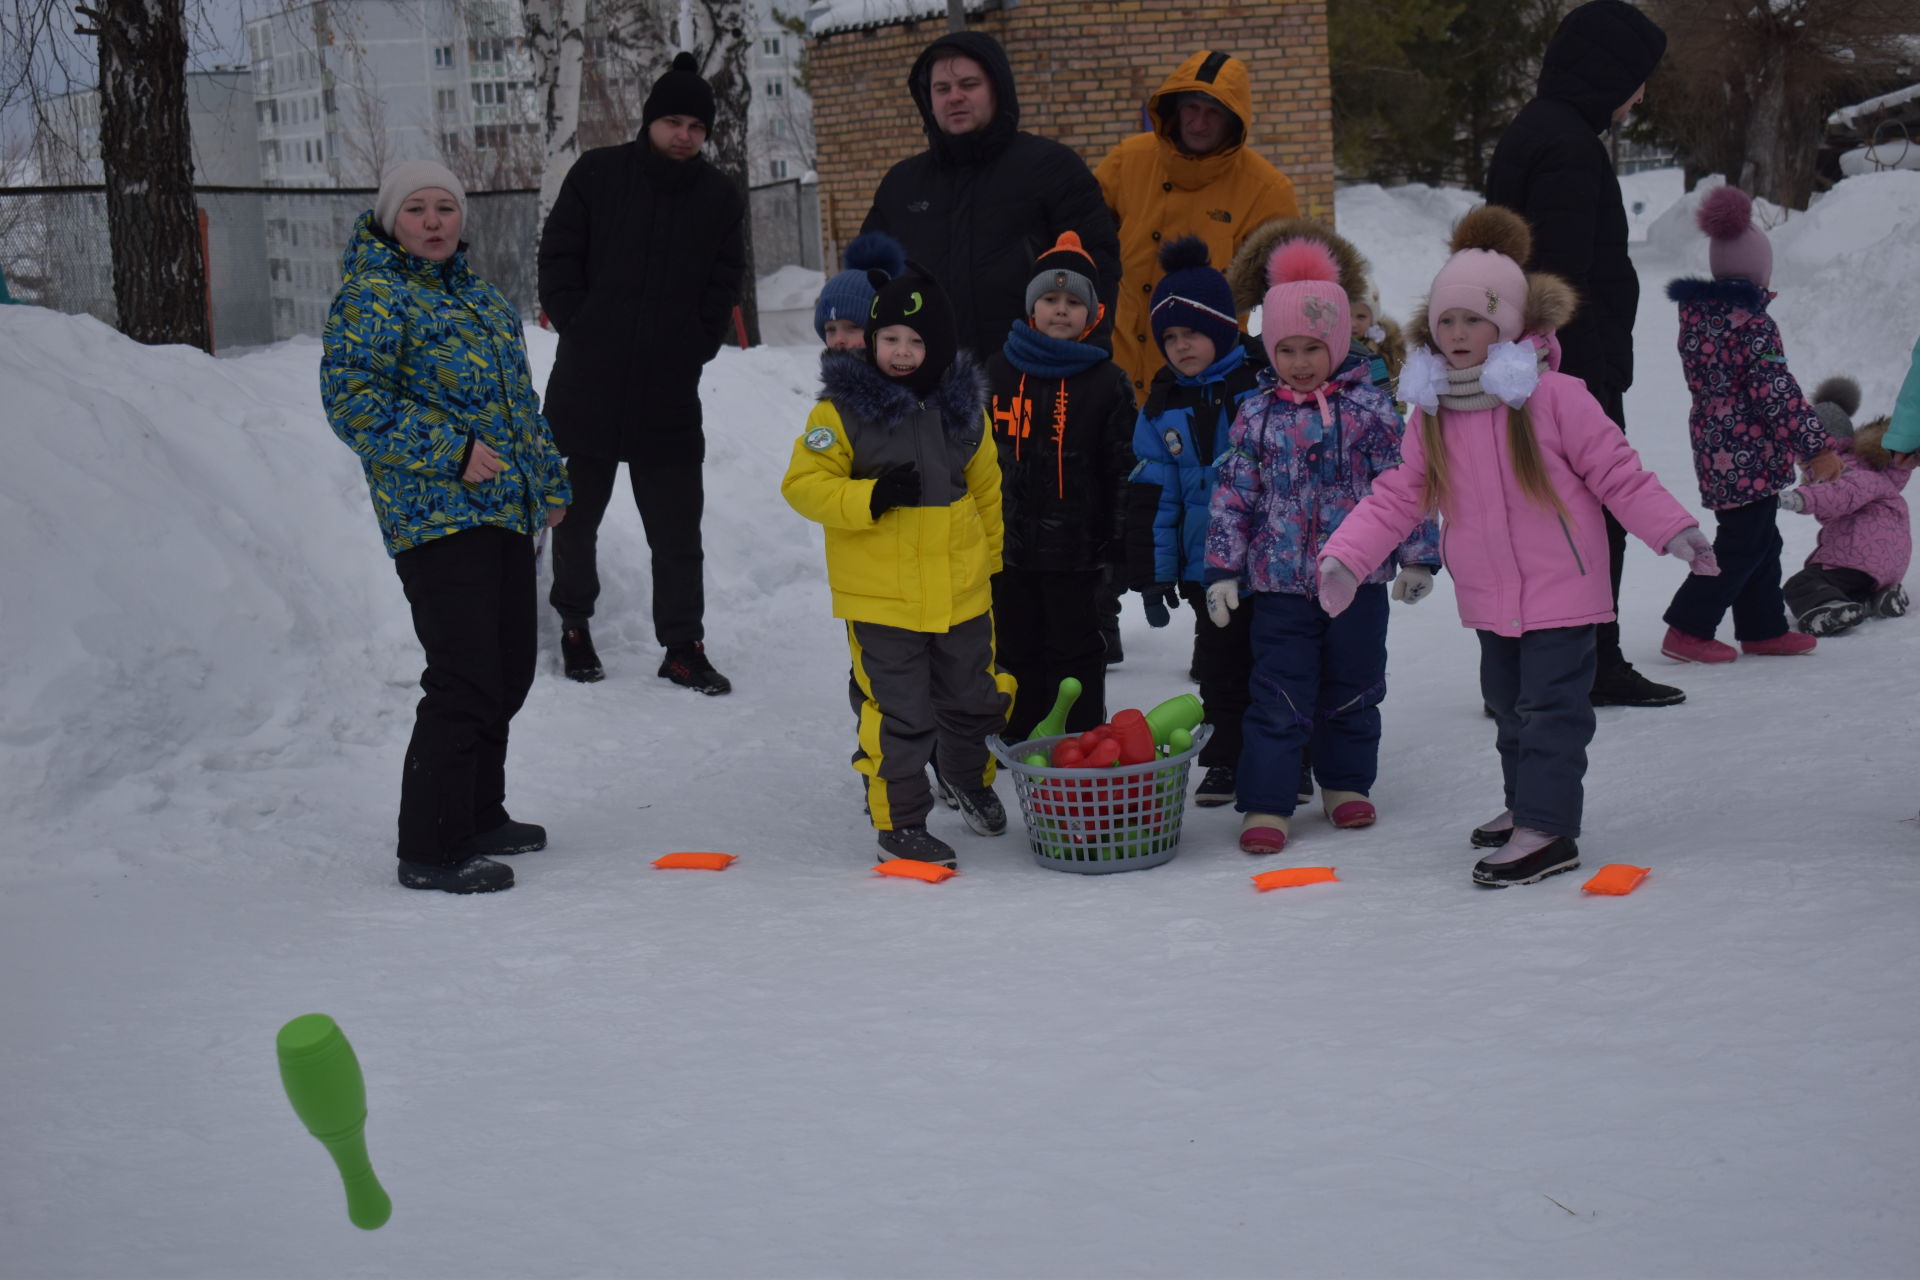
left=1095, top=50, right=1299, bottom=404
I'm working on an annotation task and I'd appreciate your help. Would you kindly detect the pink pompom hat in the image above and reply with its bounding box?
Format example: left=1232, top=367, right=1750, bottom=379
left=1261, top=238, right=1350, bottom=370
left=1697, top=185, right=1772, bottom=287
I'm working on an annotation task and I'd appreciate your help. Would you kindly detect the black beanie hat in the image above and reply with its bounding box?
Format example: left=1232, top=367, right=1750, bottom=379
left=865, top=263, right=956, bottom=396
left=643, top=52, right=716, bottom=132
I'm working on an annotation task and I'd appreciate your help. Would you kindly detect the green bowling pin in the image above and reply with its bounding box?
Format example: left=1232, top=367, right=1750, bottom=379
left=1143, top=693, right=1204, bottom=747
left=277, top=1014, right=392, bottom=1229
left=1031, top=677, right=1082, bottom=740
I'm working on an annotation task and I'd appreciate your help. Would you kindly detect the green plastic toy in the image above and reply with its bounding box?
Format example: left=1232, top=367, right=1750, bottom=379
left=1144, top=694, right=1204, bottom=746
left=1166, top=726, right=1194, bottom=756
left=1031, top=677, right=1082, bottom=740
left=277, top=1014, right=392, bottom=1230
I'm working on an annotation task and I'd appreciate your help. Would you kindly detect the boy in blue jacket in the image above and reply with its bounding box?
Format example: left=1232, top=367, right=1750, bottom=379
left=1123, top=237, right=1267, bottom=806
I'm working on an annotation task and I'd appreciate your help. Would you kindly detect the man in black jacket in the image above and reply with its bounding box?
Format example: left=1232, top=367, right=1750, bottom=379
left=1485, top=0, right=1675, bottom=709
left=538, top=52, right=745, bottom=694
left=861, top=31, right=1121, bottom=364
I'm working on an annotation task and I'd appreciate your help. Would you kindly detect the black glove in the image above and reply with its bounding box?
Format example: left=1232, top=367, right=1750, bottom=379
left=868, top=462, right=920, bottom=519
left=1140, top=584, right=1180, bottom=628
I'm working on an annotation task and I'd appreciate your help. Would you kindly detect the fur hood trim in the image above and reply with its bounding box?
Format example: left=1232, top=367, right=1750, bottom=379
left=1407, top=270, right=1577, bottom=350
left=818, top=347, right=989, bottom=438
left=1666, top=276, right=1770, bottom=310
left=1227, top=216, right=1370, bottom=314
left=1850, top=419, right=1895, bottom=471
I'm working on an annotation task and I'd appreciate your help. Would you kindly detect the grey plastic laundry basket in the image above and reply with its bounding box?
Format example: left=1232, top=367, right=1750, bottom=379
left=987, top=725, right=1211, bottom=874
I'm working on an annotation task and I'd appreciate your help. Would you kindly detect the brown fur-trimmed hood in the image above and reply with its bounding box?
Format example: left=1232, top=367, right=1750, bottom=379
left=1227, top=216, right=1370, bottom=314
left=1407, top=269, right=1579, bottom=349
left=1850, top=419, right=1895, bottom=471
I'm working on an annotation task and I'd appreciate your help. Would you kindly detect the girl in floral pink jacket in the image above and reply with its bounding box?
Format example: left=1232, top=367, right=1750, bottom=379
left=1659, top=186, right=1839, bottom=665
left=1315, top=207, right=1719, bottom=888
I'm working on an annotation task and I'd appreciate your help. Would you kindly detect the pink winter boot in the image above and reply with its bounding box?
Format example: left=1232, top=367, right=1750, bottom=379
left=1322, top=790, right=1376, bottom=829
left=1238, top=813, right=1289, bottom=855
left=1740, top=632, right=1817, bottom=656
left=1660, top=626, right=1738, bottom=664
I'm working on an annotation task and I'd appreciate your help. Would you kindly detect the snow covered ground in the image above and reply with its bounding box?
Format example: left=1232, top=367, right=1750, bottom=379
left=4, top=174, right=1918, bottom=1279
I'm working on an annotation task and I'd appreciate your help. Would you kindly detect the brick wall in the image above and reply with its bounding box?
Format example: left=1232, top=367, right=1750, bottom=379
left=809, top=1, right=1333, bottom=272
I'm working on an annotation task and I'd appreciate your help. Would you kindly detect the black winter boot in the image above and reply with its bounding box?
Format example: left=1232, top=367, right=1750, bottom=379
left=876, top=825, right=957, bottom=868
left=659, top=642, right=732, bottom=695
left=397, top=854, right=514, bottom=893
left=1193, top=765, right=1235, bottom=807
left=561, top=626, right=604, bottom=682
left=1873, top=583, right=1908, bottom=618
left=475, top=819, right=547, bottom=855
left=1589, top=661, right=1684, bottom=708
left=934, top=771, right=1006, bottom=836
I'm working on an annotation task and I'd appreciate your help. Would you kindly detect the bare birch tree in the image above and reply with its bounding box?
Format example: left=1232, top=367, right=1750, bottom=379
left=682, top=0, right=755, bottom=343
left=526, top=0, right=588, bottom=231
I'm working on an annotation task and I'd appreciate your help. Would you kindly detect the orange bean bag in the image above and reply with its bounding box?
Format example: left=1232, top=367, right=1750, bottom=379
left=1581, top=864, right=1649, bottom=895
left=1250, top=866, right=1338, bottom=891
left=874, top=858, right=957, bottom=883
left=651, top=852, right=736, bottom=871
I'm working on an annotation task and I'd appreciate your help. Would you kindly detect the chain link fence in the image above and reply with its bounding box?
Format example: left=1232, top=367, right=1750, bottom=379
left=0, top=178, right=819, bottom=350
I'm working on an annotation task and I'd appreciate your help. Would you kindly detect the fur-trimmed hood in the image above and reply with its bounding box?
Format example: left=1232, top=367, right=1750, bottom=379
left=1666, top=276, right=1771, bottom=312
left=1846, top=419, right=1898, bottom=472
left=1226, top=216, right=1370, bottom=315
left=818, top=347, right=988, bottom=438
left=1407, top=272, right=1578, bottom=351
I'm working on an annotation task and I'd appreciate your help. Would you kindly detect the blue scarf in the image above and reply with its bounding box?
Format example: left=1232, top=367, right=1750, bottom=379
left=1002, top=320, right=1109, bottom=379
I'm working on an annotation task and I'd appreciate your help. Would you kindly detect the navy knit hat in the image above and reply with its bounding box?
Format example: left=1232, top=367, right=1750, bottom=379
left=1149, top=236, right=1239, bottom=365
left=814, top=232, right=906, bottom=341
left=643, top=52, right=715, bottom=131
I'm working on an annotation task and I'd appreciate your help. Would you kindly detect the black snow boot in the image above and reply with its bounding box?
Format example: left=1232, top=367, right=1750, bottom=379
left=1472, top=836, right=1580, bottom=888
left=474, top=819, right=547, bottom=855
left=561, top=626, right=604, bottom=683
left=934, top=771, right=1006, bottom=836
left=397, top=854, right=514, bottom=894
left=1873, top=583, right=1909, bottom=618
left=876, top=825, right=957, bottom=868
left=659, top=642, right=732, bottom=695
left=1193, top=765, right=1235, bottom=807
left=1589, top=662, right=1684, bottom=708
left=1795, top=599, right=1867, bottom=636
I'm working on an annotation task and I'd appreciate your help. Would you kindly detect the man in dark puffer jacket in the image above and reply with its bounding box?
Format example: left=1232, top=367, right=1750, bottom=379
left=862, top=31, right=1121, bottom=364
left=1485, top=0, right=1673, bottom=709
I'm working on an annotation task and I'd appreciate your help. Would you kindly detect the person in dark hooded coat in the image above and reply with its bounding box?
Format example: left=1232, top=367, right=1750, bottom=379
left=861, top=30, right=1121, bottom=364
left=1484, top=0, right=1674, bottom=709
left=537, top=53, right=746, bottom=694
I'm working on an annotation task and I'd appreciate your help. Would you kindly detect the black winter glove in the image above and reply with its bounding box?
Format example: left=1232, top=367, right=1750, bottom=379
left=1140, top=584, right=1180, bottom=628
left=868, top=462, right=921, bottom=519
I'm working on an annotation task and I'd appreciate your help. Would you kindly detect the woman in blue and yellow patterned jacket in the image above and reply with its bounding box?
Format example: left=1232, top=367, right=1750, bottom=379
left=321, top=162, right=570, bottom=895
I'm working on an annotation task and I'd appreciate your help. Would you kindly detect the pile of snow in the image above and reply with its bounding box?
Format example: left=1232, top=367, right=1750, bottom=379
left=757, top=263, right=828, bottom=346
left=1618, top=166, right=1687, bottom=241
left=4, top=173, right=1918, bottom=1279
left=1333, top=182, right=1481, bottom=323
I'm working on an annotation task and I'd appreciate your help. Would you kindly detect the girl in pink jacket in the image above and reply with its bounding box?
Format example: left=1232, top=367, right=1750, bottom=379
left=1779, top=378, right=1911, bottom=633
left=1316, top=207, right=1721, bottom=888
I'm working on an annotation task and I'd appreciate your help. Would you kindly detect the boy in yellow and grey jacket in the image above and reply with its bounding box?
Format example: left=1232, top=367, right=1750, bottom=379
left=781, top=265, right=1016, bottom=867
